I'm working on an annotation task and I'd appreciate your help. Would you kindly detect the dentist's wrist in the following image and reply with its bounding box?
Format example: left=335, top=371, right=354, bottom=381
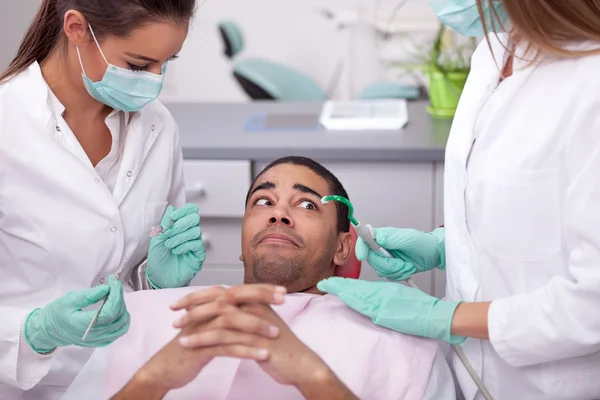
left=24, top=309, right=56, bottom=354
left=451, top=301, right=491, bottom=340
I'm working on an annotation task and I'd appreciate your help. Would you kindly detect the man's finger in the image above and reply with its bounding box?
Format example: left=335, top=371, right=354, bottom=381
left=170, top=286, right=228, bottom=310
left=205, top=344, right=270, bottom=361
left=224, top=284, right=287, bottom=306
left=239, top=303, right=282, bottom=325
left=178, top=328, right=264, bottom=349
left=173, top=300, right=236, bottom=328
left=215, top=309, right=280, bottom=338
left=170, top=284, right=286, bottom=311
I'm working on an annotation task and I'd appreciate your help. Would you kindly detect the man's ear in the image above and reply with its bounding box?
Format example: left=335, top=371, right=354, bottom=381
left=239, top=255, right=244, bottom=262
left=333, top=232, right=352, bottom=266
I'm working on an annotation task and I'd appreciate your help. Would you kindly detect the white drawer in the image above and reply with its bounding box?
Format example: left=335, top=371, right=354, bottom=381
left=191, top=266, right=244, bottom=287
left=184, top=160, right=251, bottom=217
left=201, top=219, right=244, bottom=265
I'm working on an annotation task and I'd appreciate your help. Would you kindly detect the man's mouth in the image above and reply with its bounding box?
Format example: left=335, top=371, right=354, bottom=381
left=258, top=233, right=300, bottom=247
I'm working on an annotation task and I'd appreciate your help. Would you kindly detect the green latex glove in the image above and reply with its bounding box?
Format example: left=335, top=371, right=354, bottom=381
left=356, top=227, right=446, bottom=281
left=147, top=203, right=206, bottom=289
left=24, top=276, right=130, bottom=354
left=317, top=277, right=465, bottom=344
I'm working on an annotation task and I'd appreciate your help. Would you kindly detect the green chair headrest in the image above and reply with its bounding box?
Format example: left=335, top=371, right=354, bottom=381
left=218, top=20, right=245, bottom=59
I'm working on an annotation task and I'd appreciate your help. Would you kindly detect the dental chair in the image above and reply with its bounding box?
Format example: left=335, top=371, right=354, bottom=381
left=334, top=226, right=361, bottom=279
left=218, top=21, right=326, bottom=101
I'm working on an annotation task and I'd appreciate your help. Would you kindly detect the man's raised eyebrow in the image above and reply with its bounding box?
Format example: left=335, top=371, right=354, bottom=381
left=249, top=181, right=276, bottom=197
left=293, top=184, right=322, bottom=199
left=124, top=52, right=160, bottom=63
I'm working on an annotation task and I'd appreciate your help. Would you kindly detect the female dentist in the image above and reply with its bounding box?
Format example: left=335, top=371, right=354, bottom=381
left=0, top=1, right=205, bottom=398
left=319, top=1, right=600, bottom=399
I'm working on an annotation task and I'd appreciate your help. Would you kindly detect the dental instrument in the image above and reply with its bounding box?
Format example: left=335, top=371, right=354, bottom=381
left=320, top=195, right=495, bottom=400
left=81, top=271, right=121, bottom=341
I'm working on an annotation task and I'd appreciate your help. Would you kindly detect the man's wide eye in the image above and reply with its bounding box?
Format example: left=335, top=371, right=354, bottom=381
left=299, top=200, right=316, bottom=210
left=255, top=198, right=272, bottom=206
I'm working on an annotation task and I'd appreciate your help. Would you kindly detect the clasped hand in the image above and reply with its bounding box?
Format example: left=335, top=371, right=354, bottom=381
left=136, top=285, right=338, bottom=394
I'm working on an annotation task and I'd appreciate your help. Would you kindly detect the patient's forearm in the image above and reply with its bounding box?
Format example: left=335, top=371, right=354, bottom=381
left=110, top=370, right=169, bottom=400
left=297, top=367, right=359, bottom=400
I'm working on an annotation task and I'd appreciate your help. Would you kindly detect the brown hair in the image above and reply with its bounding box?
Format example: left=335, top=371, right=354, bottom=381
left=477, top=0, right=600, bottom=61
left=0, top=0, right=196, bottom=83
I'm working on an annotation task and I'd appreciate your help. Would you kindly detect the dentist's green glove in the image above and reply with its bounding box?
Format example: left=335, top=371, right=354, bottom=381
left=317, top=277, right=465, bottom=344
left=24, top=276, right=130, bottom=354
left=356, top=227, right=446, bottom=281
left=147, top=203, right=206, bottom=289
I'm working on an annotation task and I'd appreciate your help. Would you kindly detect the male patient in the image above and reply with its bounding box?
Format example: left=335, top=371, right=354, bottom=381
left=64, top=156, right=454, bottom=400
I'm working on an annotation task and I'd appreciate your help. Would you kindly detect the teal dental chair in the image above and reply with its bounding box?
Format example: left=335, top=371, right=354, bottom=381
left=218, top=20, right=423, bottom=102
left=218, top=21, right=326, bottom=101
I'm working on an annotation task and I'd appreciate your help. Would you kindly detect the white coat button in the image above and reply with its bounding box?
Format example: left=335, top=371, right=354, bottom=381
left=94, top=177, right=100, bottom=183
left=151, top=125, right=155, bottom=131
left=55, top=126, right=61, bottom=132
left=127, top=171, right=133, bottom=177
left=111, top=226, right=117, bottom=233
left=100, top=278, right=106, bottom=284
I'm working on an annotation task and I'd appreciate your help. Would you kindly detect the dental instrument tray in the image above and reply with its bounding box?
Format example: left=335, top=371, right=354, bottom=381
left=319, top=100, right=408, bottom=131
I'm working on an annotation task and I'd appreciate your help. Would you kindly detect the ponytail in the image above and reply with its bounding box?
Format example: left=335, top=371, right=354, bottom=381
left=0, top=0, right=62, bottom=84
left=0, top=0, right=196, bottom=85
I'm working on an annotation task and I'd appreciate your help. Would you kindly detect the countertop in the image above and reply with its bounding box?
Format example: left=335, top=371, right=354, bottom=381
left=166, top=101, right=452, bottom=163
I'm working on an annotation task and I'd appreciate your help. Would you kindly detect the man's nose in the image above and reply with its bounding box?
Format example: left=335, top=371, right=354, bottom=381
left=267, top=207, right=294, bottom=227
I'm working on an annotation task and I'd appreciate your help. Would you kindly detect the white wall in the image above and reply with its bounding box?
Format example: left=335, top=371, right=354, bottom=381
left=160, top=0, right=439, bottom=102
left=0, top=0, right=438, bottom=102
left=0, top=0, right=41, bottom=70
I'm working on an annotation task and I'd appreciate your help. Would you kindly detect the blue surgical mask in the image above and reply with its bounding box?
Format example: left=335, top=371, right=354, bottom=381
left=76, top=25, right=166, bottom=112
left=428, top=0, right=509, bottom=37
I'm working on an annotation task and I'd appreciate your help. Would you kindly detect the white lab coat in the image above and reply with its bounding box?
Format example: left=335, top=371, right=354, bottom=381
left=444, top=34, right=600, bottom=399
left=0, top=63, right=186, bottom=400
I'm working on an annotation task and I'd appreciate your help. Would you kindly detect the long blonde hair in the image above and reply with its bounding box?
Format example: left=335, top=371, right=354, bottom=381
left=477, top=0, right=600, bottom=60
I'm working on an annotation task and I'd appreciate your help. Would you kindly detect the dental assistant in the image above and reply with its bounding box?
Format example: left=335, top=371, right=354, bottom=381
left=319, top=1, right=600, bottom=399
left=0, top=1, right=206, bottom=399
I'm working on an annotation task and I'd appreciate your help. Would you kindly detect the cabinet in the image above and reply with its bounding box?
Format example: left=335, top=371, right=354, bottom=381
left=184, top=160, right=249, bottom=286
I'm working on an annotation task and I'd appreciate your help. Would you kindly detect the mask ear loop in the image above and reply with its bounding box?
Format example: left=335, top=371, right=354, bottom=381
left=76, top=24, right=110, bottom=77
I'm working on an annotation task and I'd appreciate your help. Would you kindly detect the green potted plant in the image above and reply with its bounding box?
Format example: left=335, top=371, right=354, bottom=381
left=424, top=24, right=476, bottom=118
left=393, top=24, right=477, bottom=118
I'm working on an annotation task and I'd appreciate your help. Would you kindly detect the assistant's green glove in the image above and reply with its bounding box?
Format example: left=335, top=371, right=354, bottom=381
left=317, top=277, right=465, bottom=344
left=147, top=203, right=206, bottom=289
left=24, top=276, right=130, bottom=354
left=356, top=227, right=446, bottom=281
